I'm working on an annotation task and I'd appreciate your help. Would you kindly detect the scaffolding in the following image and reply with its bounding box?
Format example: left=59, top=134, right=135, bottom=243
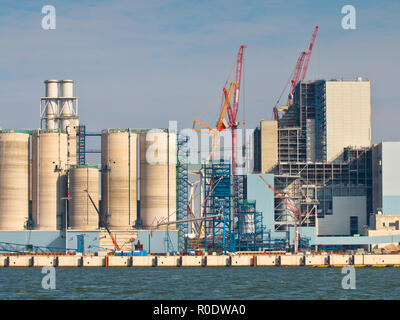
left=274, top=147, right=372, bottom=227
left=315, top=80, right=326, bottom=161
left=77, top=124, right=86, bottom=165
left=278, top=128, right=301, bottom=162
left=176, top=134, right=190, bottom=253
left=277, top=81, right=318, bottom=163
left=236, top=200, right=264, bottom=251
left=233, top=174, right=246, bottom=226
left=204, top=162, right=233, bottom=253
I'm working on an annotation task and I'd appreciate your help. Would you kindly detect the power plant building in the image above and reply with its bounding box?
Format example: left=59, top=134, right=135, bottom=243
left=254, top=78, right=376, bottom=244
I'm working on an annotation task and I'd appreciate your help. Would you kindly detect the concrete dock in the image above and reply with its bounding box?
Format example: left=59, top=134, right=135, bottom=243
left=0, top=253, right=400, bottom=267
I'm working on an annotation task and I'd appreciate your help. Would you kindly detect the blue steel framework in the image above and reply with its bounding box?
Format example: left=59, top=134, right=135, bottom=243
left=77, top=125, right=86, bottom=165
left=315, top=80, right=326, bottom=162
left=236, top=200, right=264, bottom=251
left=233, top=174, right=246, bottom=220
left=233, top=174, right=245, bottom=248
left=176, top=134, right=189, bottom=253
left=77, top=125, right=103, bottom=165
left=235, top=175, right=287, bottom=252
left=204, top=162, right=233, bottom=253
left=299, top=237, right=311, bottom=249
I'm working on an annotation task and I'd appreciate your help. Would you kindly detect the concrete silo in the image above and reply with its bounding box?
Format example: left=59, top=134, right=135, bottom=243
left=101, top=129, right=137, bottom=229
left=0, top=132, right=30, bottom=230
left=140, top=130, right=176, bottom=228
left=69, top=166, right=99, bottom=230
left=32, top=130, right=68, bottom=230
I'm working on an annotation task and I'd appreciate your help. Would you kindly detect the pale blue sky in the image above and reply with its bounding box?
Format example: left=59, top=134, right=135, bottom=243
left=0, top=0, right=399, bottom=143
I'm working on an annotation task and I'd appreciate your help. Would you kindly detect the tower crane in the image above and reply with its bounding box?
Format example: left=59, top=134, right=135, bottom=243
left=193, top=45, right=246, bottom=175
left=273, top=26, right=319, bottom=120
left=217, top=45, right=246, bottom=225
left=193, top=81, right=237, bottom=161
left=192, top=46, right=246, bottom=236
left=229, top=45, right=246, bottom=179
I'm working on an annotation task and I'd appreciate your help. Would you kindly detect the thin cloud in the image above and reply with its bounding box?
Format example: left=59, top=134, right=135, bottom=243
left=0, top=0, right=397, bottom=145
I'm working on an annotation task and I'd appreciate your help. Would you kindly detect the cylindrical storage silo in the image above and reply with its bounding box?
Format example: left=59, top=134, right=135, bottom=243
left=101, top=130, right=137, bottom=229
left=59, top=79, right=74, bottom=131
left=32, top=130, right=68, bottom=230
left=44, top=80, right=59, bottom=130
left=69, top=166, right=99, bottom=230
left=140, top=130, right=176, bottom=228
left=0, top=132, right=30, bottom=230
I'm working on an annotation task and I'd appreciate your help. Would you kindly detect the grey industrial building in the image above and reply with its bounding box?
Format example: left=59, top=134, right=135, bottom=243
left=253, top=77, right=400, bottom=250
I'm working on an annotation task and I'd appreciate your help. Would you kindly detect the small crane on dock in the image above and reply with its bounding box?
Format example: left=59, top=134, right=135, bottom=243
left=84, top=189, right=121, bottom=251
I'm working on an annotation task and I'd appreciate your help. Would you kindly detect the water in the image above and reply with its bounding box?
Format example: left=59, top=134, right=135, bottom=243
left=0, top=267, right=399, bottom=299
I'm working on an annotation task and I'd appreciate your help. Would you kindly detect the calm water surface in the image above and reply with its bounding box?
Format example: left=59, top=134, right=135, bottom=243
left=0, top=267, right=398, bottom=300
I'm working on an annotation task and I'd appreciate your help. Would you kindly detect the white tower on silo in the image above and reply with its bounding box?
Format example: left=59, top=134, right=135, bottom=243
left=59, top=79, right=75, bottom=131
left=40, top=79, right=78, bottom=131
left=43, top=80, right=59, bottom=130
left=40, top=79, right=80, bottom=164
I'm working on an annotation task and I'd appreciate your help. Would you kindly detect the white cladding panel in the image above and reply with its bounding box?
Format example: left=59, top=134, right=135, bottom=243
left=382, top=142, right=400, bottom=196
left=325, top=81, right=371, bottom=162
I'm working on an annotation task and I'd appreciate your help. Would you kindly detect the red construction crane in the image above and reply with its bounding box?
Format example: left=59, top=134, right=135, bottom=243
left=193, top=45, right=246, bottom=171
left=192, top=46, right=246, bottom=225
left=272, top=26, right=319, bottom=120
left=258, top=175, right=300, bottom=253
left=287, top=51, right=307, bottom=106
left=227, top=45, right=246, bottom=179
left=301, top=25, right=319, bottom=83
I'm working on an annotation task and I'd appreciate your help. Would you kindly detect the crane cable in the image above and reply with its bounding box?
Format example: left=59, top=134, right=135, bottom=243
left=273, top=68, right=295, bottom=111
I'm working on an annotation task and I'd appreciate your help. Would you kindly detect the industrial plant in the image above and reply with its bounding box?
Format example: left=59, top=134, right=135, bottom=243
left=0, top=25, right=400, bottom=267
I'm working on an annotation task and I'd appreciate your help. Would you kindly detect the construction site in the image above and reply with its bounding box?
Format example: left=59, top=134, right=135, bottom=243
left=0, top=25, right=400, bottom=267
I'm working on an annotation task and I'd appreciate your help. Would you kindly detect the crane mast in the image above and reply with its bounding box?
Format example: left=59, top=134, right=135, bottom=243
left=300, top=25, right=319, bottom=83
left=228, top=45, right=246, bottom=179
left=273, top=26, right=319, bottom=120
left=226, top=45, right=246, bottom=229
left=192, top=45, right=247, bottom=235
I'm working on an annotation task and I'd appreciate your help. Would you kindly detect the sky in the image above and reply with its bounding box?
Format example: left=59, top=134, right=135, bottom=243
left=0, top=0, right=399, bottom=145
